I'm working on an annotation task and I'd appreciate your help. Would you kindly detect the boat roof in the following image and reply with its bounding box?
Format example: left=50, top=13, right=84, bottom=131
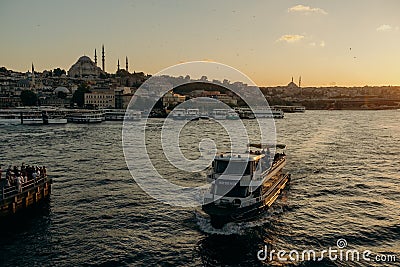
left=248, top=143, right=286, bottom=149
left=215, top=152, right=265, bottom=162
left=214, top=143, right=286, bottom=162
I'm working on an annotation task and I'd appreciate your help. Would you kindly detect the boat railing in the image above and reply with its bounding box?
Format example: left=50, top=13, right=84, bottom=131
left=1, top=176, right=48, bottom=200
left=240, top=172, right=290, bottom=207
left=252, top=156, right=285, bottom=181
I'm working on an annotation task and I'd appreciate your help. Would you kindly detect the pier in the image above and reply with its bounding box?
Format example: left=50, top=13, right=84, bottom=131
left=0, top=176, right=52, bottom=217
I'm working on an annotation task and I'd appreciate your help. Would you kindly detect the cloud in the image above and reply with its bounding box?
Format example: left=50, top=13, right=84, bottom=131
left=319, top=41, right=325, bottom=47
left=278, top=34, right=305, bottom=43
left=288, top=5, right=327, bottom=15
left=376, top=24, right=398, bottom=32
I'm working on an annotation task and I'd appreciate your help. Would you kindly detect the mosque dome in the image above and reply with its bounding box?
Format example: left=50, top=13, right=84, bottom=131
left=68, top=55, right=103, bottom=78
left=287, top=77, right=299, bottom=89
left=54, top=86, right=70, bottom=94
left=77, top=56, right=92, bottom=63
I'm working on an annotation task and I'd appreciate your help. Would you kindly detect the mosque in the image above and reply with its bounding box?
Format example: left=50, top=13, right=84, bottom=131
left=68, top=45, right=129, bottom=78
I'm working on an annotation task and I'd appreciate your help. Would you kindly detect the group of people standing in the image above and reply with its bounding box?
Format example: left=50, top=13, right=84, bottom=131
left=0, top=164, right=47, bottom=193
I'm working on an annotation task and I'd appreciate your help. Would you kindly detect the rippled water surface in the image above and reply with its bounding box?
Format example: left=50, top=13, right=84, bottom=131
left=0, top=110, right=399, bottom=266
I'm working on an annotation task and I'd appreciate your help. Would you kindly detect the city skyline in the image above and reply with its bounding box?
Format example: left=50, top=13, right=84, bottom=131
left=1, top=0, right=400, bottom=87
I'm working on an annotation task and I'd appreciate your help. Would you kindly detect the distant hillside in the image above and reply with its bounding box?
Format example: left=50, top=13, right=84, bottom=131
left=173, top=82, right=228, bottom=95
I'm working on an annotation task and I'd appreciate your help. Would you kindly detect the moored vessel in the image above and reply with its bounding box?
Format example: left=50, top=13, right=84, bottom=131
left=202, top=144, right=290, bottom=228
left=226, top=110, right=240, bottom=120
left=103, top=109, right=141, bottom=121
left=210, top=109, right=240, bottom=120
left=272, top=105, right=306, bottom=113
left=67, top=110, right=105, bottom=123
left=171, top=108, right=187, bottom=120
left=211, top=109, right=229, bottom=120
left=0, top=109, right=67, bottom=125
left=42, top=110, right=68, bottom=124
left=186, top=108, right=200, bottom=120
left=254, top=108, right=284, bottom=119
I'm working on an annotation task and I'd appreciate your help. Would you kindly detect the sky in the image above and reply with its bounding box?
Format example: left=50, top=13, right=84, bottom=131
left=1, top=0, right=400, bottom=87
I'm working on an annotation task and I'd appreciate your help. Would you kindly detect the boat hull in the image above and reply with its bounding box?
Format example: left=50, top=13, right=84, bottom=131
left=67, top=118, right=103, bottom=123
left=22, top=119, right=43, bottom=125
left=202, top=173, right=290, bottom=228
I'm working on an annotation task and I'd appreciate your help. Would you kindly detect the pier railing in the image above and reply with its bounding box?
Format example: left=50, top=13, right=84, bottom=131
left=1, top=177, right=48, bottom=200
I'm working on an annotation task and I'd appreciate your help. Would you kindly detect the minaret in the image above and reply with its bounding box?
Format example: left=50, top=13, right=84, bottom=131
left=291, top=76, right=293, bottom=83
left=31, top=63, right=35, bottom=87
left=299, top=76, right=301, bottom=87
left=102, top=44, right=105, bottom=72
left=94, top=49, right=97, bottom=65
left=117, top=59, right=120, bottom=71
left=125, top=56, right=128, bottom=72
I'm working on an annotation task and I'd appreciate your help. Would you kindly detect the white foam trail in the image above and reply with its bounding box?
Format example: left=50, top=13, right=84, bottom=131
left=194, top=205, right=285, bottom=235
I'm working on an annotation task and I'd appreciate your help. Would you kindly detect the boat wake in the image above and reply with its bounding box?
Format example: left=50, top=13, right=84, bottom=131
left=194, top=205, right=285, bottom=235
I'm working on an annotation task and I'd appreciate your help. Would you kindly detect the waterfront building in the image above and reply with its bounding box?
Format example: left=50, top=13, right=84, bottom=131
left=84, top=90, right=115, bottom=108
left=162, top=91, right=186, bottom=108
left=213, top=94, right=237, bottom=105
left=114, top=87, right=134, bottom=109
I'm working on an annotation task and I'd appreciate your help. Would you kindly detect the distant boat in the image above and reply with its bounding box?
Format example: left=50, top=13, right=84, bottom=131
left=209, top=109, right=240, bottom=120
left=226, top=110, right=240, bottom=120
left=186, top=108, right=200, bottom=120
left=0, top=109, right=67, bottom=125
left=211, top=109, right=229, bottom=120
left=21, top=111, right=44, bottom=125
left=171, top=108, right=187, bottom=120
left=103, top=109, right=141, bottom=121
left=42, top=111, right=68, bottom=124
left=253, top=108, right=284, bottom=119
left=67, top=110, right=105, bottom=123
left=272, top=105, right=305, bottom=113
left=171, top=108, right=200, bottom=120
left=0, top=110, right=22, bottom=125
left=235, top=107, right=284, bottom=119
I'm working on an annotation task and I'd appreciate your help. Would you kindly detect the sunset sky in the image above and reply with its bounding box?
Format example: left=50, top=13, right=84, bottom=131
left=1, top=0, right=399, bottom=87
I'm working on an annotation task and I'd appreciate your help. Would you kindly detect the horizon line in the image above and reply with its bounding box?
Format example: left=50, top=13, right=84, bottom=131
left=2, top=65, right=400, bottom=89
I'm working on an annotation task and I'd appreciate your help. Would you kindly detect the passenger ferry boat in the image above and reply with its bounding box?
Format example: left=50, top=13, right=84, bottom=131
left=272, top=105, right=306, bottom=113
left=103, top=109, right=141, bottom=121
left=67, top=110, right=105, bottom=123
left=202, top=144, right=290, bottom=228
left=235, top=108, right=256, bottom=119
left=21, top=112, right=44, bottom=125
left=41, top=110, right=68, bottom=124
left=171, top=109, right=187, bottom=120
left=253, top=108, right=284, bottom=119
left=226, top=110, right=240, bottom=120
left=0, top=109, right=67, bottom=125
left=186, top=109, right=200, bottom=120
left=235, top=107, right=284, bottom=119
left=211, top=109, right=229, bottom=120
left=124, top=111, right=141, bottom=121
left=210, top=109, right=240, bottom=120
left=0, top=110, right=20, bottom=125
left=170, top=108, right=200, bottom=120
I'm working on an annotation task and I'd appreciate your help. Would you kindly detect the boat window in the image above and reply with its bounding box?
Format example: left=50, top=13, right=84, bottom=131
left=256, top=157, right=270, bottom=173
left=215, top=184, right=250, bottom=198
left=215, top=160, right=252, bottom=175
